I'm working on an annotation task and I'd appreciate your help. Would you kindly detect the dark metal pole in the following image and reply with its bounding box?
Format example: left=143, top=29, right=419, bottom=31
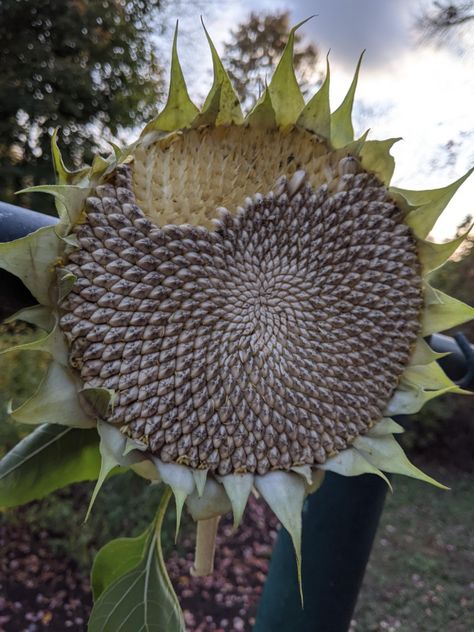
left=254, top=472, right=388, bottom=632
left=0, top=201, right=57, bottom=320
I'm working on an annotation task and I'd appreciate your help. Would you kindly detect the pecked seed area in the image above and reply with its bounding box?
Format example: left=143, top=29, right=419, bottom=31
left=59, top=161, right=422, bottom=476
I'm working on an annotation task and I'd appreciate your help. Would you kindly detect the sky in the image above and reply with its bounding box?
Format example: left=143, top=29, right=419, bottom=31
left=160, top=0, right=474, bottom=240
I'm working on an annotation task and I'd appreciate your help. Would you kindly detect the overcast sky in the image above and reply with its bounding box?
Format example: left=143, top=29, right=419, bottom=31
left=161, top=0, right=474, bottom=240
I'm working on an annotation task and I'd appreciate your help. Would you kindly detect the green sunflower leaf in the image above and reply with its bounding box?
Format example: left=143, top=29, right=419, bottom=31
left=0, top=424, right=101, bottom=507
left=268, top=19, right=311, bottom=127
left=330, top=52, right=364, bottom=148
left=88, top=488, right=185, bottom=632
left=201, top=20, right=243, bottom=125
left=143, top=22, right=198, bottom=133
left=297, top=54, right=331, bottom=139
left=91, top=526, right=152, bottom=601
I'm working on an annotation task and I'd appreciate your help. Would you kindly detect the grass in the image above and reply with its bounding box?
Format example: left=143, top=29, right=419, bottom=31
left=352, top=466, right=474, bottom=632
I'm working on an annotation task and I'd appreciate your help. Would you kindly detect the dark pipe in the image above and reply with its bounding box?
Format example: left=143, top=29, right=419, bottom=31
left=0, top=201, right=58, bottom=320
left=254, top=472, right=388, bottom=632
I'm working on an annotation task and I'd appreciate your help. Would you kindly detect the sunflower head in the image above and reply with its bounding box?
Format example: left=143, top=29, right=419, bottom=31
left=1, top=21, right=473, bottom=584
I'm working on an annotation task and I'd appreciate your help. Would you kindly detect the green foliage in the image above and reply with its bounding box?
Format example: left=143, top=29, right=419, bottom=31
left=0, top=323, right=49, bottom=454
left=0, top=423, right=102, bottom=507
left=402, top=223, right=474, bottom=469
left=89, top=488, right=185, bottom=632
left=0, top=0, right=165, bottom=212
left=221, top=11, right=319, bottom=108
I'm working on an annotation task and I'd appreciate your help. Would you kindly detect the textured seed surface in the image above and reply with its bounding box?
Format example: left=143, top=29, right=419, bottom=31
left=59, top=163, right=423, bottom=475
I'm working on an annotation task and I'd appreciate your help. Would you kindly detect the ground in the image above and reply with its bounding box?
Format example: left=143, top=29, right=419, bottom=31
left=0, top=463, right=472, bottom=632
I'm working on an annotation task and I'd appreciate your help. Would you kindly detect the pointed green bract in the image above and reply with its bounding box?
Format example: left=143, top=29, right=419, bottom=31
left=18, top=184, right=89, bottom=226
left=330, top=52, right=364, bottom=148
left=201, top=21, right=243, bottom=125
left=354, top=434, right=448, bottom=489
left=386, top=383, right=462, bottom=415
left=297, top=54, right=330, bottom=138
left=321, top=446, right=391, bottom=489
left=51, top=129, right=89, bottom=185
left=0, top=320, right=68, bottom=365
left=402, top=360, right=457, bottom=391
left=417, top=223, right=473, bottom=274
left=255, top=471, right=305, bottom=604
left=143, top=23, right=198, bottom=133
left=219, top=473, right=254, bottom=529
left=0, top=424, right=100, bottom=507
left=86, top=421, right=129, bottom=520
left=360, top=138, right=401, bottom=185
left=268, top=20, right=309, bottom=127
left=153, top=459, right=195, bottom=539
left=367, top=418, right=404, bottom=436
left=0, top=226, right=59, bottom=305
left=10, top=360, right=95, bottom=428
left=393, top=167, right=474, bottom=239
left=409, top=337, right=449, bottom=366
left=246, top=87, right=277, bottom=129
left=5, top=304, right=54, bottom=331
left=422, top=287, right=474, bottom=335
left=80, top=387, right=115, bottom=419
left=192, top=83, right=222, bottom=127
left=57, top=268, right=77, bottom=301
left=192, top=469, right=208, bottom=497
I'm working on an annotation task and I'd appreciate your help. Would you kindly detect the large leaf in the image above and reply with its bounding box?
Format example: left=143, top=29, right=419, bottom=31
left=0, top=424, right=100, bottom=507
left=88, top=488, right=185, bottom=632
left=91, top=526, right=152, bottom=601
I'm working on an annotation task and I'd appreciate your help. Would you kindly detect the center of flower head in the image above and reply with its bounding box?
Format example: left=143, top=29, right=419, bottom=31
left=59, top=159, right=423, bottom=476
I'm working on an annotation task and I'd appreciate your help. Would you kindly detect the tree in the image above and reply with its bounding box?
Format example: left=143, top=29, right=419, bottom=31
left=221, top=12, right=319, bottom=109
left=417, top=1, right=474, bottom=41
left=0, top=0, right=165, bottom=211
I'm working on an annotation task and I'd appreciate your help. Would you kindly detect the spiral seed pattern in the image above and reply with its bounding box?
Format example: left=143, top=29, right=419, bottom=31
left=59, top=162, right=422, bottom=475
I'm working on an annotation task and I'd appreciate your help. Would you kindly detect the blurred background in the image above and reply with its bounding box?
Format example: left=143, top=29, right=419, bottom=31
left=0, top=1, right=473, bottom=631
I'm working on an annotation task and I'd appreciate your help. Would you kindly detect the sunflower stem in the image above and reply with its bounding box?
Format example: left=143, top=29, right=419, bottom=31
left=191, top=516, right=220, bottom=576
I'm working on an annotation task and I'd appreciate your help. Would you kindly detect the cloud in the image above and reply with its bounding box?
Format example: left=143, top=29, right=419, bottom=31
left=289, top=0, right=418, bottom=69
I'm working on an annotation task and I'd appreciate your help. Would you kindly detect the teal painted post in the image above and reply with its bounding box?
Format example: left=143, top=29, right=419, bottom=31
left=254, top=472, right=388, bottom=632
